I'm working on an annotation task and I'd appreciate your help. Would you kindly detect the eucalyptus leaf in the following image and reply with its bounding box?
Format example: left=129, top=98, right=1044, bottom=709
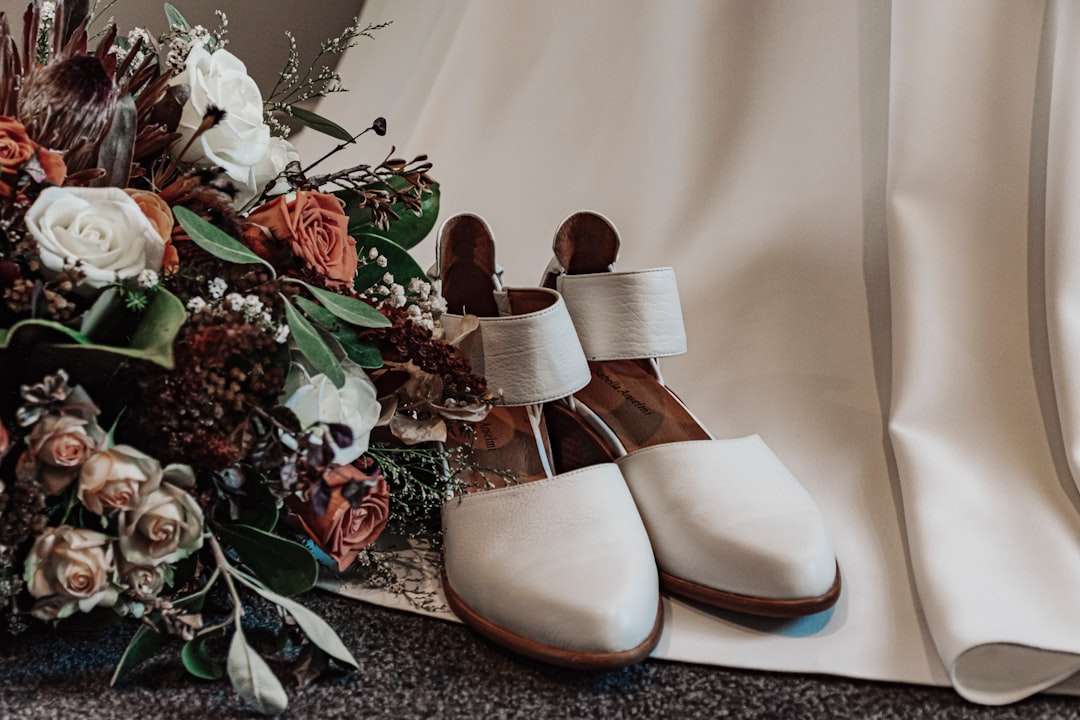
left=292, top=296, right=340, bottom=331
left=293, top=280, right=389, bottom=329
left=234, top=573, right=358, bottom=670
left=163, top=3, right=191, bottom=31
left=342, top=179, right=440, bottom=251
left=182, top=636, right=224, bottom=680
left=214, top=522, right=318, bottom=597
left=353, top=234, right=427, bottom=293
left=289, top=106, right=354, bottom=143
left=281, top=296, right=345, bottom=387
left=174, top=206, right=276, bottom=276
left=334, top=333, right=382, bottom=369
left=227, top=627, right=288, bottom=716
left=92, top=94, right=136, bottom=188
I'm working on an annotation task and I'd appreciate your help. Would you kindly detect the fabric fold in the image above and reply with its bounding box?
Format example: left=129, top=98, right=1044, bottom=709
left=888, top=0, right=1080, bottom=704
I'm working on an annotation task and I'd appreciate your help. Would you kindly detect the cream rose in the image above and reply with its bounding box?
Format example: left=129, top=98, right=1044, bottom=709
left=25, top=186, right=167, bottom=289
left=118, top=482, right=205, bottom=566
left=118, top=558, right=169, bottom=602
left=27, top=414, right=99, bottom=495
left=173, top=46, right=271, bottom=207
left=77, top=445, right=163, bottom=515
left=282, top=363, right=380, bottom=465
left=24, top=526, right=117, bottom=620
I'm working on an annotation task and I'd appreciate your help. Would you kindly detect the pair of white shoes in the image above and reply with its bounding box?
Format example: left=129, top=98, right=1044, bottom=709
left=437, top=211, right=840, bottom=669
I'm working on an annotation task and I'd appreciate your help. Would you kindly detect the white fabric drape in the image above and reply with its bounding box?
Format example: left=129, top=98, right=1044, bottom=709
left=296, top=0, right=1080, bottom=704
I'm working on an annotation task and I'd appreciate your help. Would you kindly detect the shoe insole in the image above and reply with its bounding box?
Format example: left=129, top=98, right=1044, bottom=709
left=447, top=405, right=551, bottom=489
left=573, top=359, right=709, bottom=454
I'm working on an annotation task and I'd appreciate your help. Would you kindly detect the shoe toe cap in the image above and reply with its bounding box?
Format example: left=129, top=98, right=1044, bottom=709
left=443, top=464, right=661, bottom=656
left=620, top=437, right=839, bottom=603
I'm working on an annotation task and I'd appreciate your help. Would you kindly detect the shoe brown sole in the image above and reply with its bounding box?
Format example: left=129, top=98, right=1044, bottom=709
left=660, top=562, right=842, bottom=618
left=442, top=567, right=664, bottom=670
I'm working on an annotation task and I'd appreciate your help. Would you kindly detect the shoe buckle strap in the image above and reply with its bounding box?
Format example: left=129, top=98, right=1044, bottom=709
left=441, top=287, right=590, bottom=406
left=555, top=267, right=688, bottom=361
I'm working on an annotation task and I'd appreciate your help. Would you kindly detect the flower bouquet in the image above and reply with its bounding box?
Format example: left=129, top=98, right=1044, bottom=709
left=0, top=2, right=491, bottom=714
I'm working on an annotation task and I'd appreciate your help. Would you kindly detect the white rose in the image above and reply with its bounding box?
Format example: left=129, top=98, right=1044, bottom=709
left=173, top=46, right=271, bottom=207
left=25, top=187, right=166, bottom=290
left=282, top=363, right=380, bottom=465
left=248, top=135, right=300, bottom=204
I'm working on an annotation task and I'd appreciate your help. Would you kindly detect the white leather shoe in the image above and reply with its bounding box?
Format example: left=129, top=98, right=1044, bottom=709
left=437, top=214, right=662, bottom=667
left=542, top=211, right=841, bottom=617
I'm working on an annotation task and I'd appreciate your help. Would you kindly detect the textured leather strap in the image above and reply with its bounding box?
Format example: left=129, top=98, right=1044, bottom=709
left=556, top=267, right=687, bottom=361
left=441, top=287, right=590, bottom=406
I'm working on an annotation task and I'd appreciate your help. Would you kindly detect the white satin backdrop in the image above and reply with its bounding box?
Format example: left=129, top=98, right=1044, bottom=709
left=294, top=0, right=1080, bottom=704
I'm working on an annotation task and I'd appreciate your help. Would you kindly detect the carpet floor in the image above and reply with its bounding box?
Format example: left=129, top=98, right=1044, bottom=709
left=2, top=591, right=1079, bottom=720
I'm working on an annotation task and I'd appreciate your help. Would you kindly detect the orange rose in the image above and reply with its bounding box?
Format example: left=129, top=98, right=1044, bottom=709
left=0, top=115, right=65, bottom=197
left=125, top=189, right=176, bottom=273
left=246, top=191, right=357, bottom=287
left=288, top=462, right=390, bottom=571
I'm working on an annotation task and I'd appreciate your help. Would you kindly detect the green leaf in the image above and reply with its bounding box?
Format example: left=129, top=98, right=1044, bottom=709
left=234, top=574, right=358, bottom=671
left=0, top=288, right=185, bottom=372
left=281, top=295, right=345, bottom=387
left=78, top=287, right=122, bottom=337
left=182, top=635, right=224, bottom=680
left=293, top=280, right=390, bottom=329
left=174, top=206, right=276, bottom=276
left=110, top=581, right=215, bottom=686
left=122, top=288, right=186, bottom=367
left=353, top=233, right=427, bottom=293
left=0, top=318, right=91, bottom=348
left=289, top=106, right=354, bottom=143
left=292, top=296, right=340, bottom=331
left=163, top=3, right=191, bottom=31
left=335, top=333, right=382, bottom=369
left=92, top=94, right=136, bottom=188
left=226, top=478, right=281, bottom=532
left=214, top=522, right=318, bottom=597
left=342, top=179, right=440, bottom=251
left=227, top=626, right=288, bottom=716
left=111, top=622, right=167, bottom=685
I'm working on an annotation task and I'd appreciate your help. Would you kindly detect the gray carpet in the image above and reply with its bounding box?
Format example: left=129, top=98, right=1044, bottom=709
left=2, top=591, right=1079, bottom=720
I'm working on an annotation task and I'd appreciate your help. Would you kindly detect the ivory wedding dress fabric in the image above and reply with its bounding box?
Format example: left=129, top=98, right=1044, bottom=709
left=294, top=0, right=1080, bottom=705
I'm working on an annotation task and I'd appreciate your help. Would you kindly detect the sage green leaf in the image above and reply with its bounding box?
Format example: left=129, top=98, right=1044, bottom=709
left=78, top=287, right=122, bottom=337
left=214, top=522, right=318, bottom=597
left=343, top=179, right=440, bottom=250
left=0, top=318, right=91, bottom=348
left=281, top=295, right=345, bottom=387
left=163, top=3, right=191, bottom=30
left=292, top=296, right=341, bottom=331
left=335, top=332, right=382, bottom=369
left=111, top=623, right=167, bottom=685
left=92, top=94, right=136, bottom=188
left=110, top=581, right=213, bottom=685
left=0, top=288, right=184, bottom=372
left=289, top=106, right=354, bottom=143
left=121, top=288, right=186, bottom=367
left=227, top=627, right=288, bottom=716
left=293, top=280, right=389, bottom=329
left=354, top=233, right=427, bottom=293
left=182, top=635, right=224, bottom=680
left=236, top=576, right=358, bottom=670
left=174, top=206, right=276, bottom=276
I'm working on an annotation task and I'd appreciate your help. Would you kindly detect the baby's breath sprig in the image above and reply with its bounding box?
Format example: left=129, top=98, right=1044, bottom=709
left=264, top=20, right=392, bottom=117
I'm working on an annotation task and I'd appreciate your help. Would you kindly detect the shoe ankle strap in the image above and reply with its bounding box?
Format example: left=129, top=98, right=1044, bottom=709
left=554, top=267, right=687, bottom=361
left=441, top=287, right=590, bottom=406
